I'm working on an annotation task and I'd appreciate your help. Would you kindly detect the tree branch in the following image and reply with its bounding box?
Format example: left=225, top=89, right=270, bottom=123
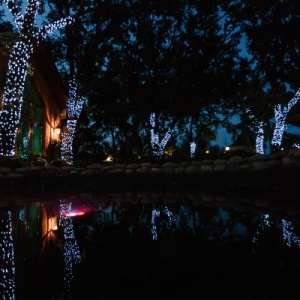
left=23, top=0, right=39, bottom=33
left=3, top=0, right=23, bottom=32
left=39, top=16, right=74, bottom=39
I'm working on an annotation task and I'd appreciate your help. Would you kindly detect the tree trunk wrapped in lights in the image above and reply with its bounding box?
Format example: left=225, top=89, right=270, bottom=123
left=61, top=76, right=84, bottom=165
left=271, top=89, right=300, bottom=151
left=190, top=141, right=196, bottom=158
left=150, top=112, right=173, bottom=158
left=0, top=0, right=73, bottom=157
left=245, top=107, right=265, bottom=155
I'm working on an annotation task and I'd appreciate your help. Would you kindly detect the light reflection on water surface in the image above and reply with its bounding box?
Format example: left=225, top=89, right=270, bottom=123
left=1, top=191, right=300, bottom=299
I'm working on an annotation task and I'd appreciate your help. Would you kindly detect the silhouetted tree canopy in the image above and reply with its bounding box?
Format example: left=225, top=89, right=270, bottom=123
left=2, top=0, right=300, bottom=160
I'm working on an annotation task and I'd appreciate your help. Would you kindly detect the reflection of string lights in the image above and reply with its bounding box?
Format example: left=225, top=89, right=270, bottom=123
left=151, top=204, right=175, bottom=240
left=59, top=200, right=82, bottom=293
left=282, top=219, right=300, bottom=247
left=252, top=214, right=270, bottom=253
left=0, top=211, right=15, bottom=299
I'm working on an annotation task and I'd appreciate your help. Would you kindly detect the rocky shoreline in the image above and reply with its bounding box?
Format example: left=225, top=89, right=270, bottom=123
left=0, top=149, right=300, bottom=201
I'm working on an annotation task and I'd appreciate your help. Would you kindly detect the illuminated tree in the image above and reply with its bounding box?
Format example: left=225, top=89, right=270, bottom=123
left=150, top=112, right=173, bottom=158
left=245, top=107, right=265, bottom=154
left=190, top=142, right=196, bottom=158
left=271, top=89, right=300, bottom=150
left=61, top=76, right=85, bottom=165
left=0, top=0, right=73, bottom=157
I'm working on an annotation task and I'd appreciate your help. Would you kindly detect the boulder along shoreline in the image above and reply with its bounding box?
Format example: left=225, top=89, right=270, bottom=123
left=0, top=150, right=300, bottom=205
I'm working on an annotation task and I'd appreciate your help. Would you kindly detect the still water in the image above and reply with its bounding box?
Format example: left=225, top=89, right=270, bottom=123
left=1, top=190, right=300, bottom=299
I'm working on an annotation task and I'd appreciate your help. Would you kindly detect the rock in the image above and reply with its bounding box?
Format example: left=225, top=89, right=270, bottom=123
left=282, top=156, right=300, bottom=165
left=214, top=165, right=227, bottom=171
left=127, top=163, right=140, bottom=169
left=248, top=154, right=268, bottom=163
left=201, top=164, right=214, bottom=171
left=0, top=167, right=12, bottom=174
left=227, top=156, right=244, bottom=165
left=214, top=159, right=227, bottom=165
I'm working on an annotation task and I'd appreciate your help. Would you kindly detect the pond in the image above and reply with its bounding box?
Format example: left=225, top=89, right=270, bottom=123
left=1, top=190, right=300, bottom=299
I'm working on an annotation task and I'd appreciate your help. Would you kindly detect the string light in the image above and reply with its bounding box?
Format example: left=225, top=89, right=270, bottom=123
left=245, top=107, right=265, bottom=154
left=282, top=219, right=300, bottom=248
left=61, top=76, right=85, bottom=165
left=252, top=214, right=270, bottom=253
left=59, top=200, right=81, bottom=293
left=271, top=89, right=300, bottom=149
left=293, top=143, right=300, bottom=149
left=190, top=141, right=196, bottom=158
left=0, top=211, right=15, bottom=299
left=150, top=112, right=173, bottom=157
left=0, top=0, right=73, bottom=157
left=151, top=203, right=175, bottom=240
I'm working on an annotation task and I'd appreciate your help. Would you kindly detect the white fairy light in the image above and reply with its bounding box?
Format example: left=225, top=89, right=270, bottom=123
left=150, top=112, right=155, bottom=128
left=61, top=76, right=85, bottom=165
left=245, top=107, right=265, bottom=154
left=282, top=219, right=300, bottom=248
left=150, top=112, right=173, bottom=157
left=252, top=214, right=270, bottom=253
left=59, top=200, right=81, bottom=293
left=190, top=142, right=196, bottom=158
left=293, top=143, right=300, bottom=149
left=151, top=208, right=160, bottom=240
left=271, top=89, right=300, bottom=149
left=151, top=204, right=175, bottom=240
left=255, top=121, right=264, bottom=155
left=0, top=211, right=16, bottom=299
left=0, top=0, right=74, bottom=157
left=39, top=17, right=74, bottom=40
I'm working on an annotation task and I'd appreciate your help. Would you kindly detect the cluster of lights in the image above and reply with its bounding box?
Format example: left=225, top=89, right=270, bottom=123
left=245, top=107, right=264, bottom=154
left=61, top=122, right=76, bottom=165
left=61, top=77, right=84, bottom=165
left=151, top=203, right=175, bottom=240
left=150, top=112, right=173, bottom=157
left=271, top=88, right=300, bottom=149
left=39, top=17, right=74, bottom=40
left=282, top=219, right=300, bottom=248
left=0, top=0, right=73, bottom=157
left=0, top=211, right=15, bottom=299
left=252, top=214, right=270, bottom=253
left=293, top=143, right=300, bottom=149
left=190, top=142, right=196, bottom=158
left=59, top=200, right=82, bottom=293
left=0, top=38, right=33, bottom=156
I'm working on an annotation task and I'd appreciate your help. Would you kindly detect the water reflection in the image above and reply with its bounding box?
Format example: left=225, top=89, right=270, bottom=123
left=0, top=211, right=15, bottom=299
left=0, top=192, right=300, bottom=299
left=151, top=203, right=176, bottom=240
left=59, top=200, right=82, bottom=294
left=283, top=219, right=300, bottom=247
left=252, top=214, right=271, bottom=253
